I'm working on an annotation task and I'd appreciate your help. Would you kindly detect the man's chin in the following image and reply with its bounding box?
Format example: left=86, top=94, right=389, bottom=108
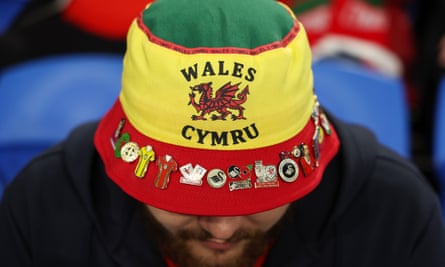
left=184, top=239, right=252, bottom=267
left=199, top=239, right=241, bottom=252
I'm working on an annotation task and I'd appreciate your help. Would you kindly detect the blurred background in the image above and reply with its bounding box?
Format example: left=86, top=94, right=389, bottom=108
left=1, top=0, right=444, bottom=214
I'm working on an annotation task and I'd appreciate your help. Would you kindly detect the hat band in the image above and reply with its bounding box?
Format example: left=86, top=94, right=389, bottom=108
left=105, top=99, right=333, bottom=191
left=95, top=91, right=339, bottom=216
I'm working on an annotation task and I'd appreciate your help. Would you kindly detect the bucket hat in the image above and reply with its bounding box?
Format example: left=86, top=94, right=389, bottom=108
left=94, top=0, right=340, bottom=216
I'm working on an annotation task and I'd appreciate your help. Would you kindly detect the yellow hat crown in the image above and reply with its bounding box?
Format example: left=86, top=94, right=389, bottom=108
left=120, top=0, right=315, bottom=150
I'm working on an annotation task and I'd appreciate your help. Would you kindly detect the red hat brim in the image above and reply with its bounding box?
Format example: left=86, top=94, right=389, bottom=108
left=94, top=99, right=340, bottom=216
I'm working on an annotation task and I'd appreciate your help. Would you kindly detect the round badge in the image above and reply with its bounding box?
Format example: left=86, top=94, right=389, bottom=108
left=278, top=158, right=299, bottom=182
left=120, top=142, right=140, bottom=163
left=292, top=146, right=302, bottom=158
left=227, top=166, right=241, bottom=178
left=207, top=169, right=227, bottom=188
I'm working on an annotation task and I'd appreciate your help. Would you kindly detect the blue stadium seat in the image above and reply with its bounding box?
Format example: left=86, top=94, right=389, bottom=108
left=433, top=76, right=445, bottom=214
left=0, top=0, right=28, bottom=33
left=0, top=53, right=122, bottom=192
left=312, top=59, right=410, bottom=158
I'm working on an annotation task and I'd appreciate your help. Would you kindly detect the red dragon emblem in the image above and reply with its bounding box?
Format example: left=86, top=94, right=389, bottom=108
left=188, top=82, right=250, bottom=120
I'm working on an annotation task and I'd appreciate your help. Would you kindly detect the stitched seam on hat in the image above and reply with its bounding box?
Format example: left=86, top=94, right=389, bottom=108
left=136, top=14, right=301, bottom=55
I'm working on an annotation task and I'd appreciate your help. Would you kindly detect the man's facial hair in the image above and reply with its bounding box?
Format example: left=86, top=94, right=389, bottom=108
left=141, top=205, right=292, bottom=267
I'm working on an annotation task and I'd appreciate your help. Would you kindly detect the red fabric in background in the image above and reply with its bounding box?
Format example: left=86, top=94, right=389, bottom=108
left=287, top=0, right=414, bottom=66
left=62, top=0, right=152, bottom=40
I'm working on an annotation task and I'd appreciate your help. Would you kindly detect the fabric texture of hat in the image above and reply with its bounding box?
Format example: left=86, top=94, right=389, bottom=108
left=94, top=0, right=340, bottom=216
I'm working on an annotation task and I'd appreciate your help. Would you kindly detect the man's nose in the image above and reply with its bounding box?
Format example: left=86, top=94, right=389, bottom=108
left=198, top=216, right=243, bottom=241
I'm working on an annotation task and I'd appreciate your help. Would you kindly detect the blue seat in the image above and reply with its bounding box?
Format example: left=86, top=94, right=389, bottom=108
left=0, top=53, right=122, bottom=191
left=433, top=76, right=445, bottom=214
left=312, top=59, right=410, bottom=158
left=0, top=0, right=28, bottom=33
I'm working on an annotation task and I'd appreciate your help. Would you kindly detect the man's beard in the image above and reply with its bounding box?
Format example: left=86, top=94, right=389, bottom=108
left=141, top=206, right=292, bottom=267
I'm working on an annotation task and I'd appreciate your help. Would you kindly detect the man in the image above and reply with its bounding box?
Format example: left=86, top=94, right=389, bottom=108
left=0, top=0, right=444, bottom=266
